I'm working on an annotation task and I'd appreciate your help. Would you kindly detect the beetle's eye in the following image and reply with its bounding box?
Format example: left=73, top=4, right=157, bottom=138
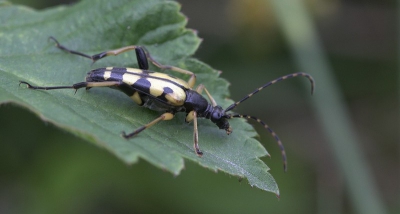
left=212, top=111, right=221, bottom=120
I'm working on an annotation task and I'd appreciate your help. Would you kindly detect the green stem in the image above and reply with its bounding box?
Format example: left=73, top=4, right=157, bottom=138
left=269, top=1, right=387, bottom=213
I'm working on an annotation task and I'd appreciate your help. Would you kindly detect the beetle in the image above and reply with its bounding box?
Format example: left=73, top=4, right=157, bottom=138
left=19, top=37, right=314, bottom=171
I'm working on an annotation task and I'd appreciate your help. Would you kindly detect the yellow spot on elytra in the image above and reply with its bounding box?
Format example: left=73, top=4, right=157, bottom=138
left=126, top=68, right=143, bottom=74
left=103, top=71, right=111, bottom=80
left=165, top=92, right=185, bottom=105
left=122, top=73, right=141, bottom=85
left=147, top=77, right=186, bottom=106
left=149, top=85, right=163, bottom=97
left=149, top=72, right=190, bottom=89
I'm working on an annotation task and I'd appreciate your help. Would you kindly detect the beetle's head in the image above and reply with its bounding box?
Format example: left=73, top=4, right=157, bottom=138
left=210, top=106, right=232, bottom=134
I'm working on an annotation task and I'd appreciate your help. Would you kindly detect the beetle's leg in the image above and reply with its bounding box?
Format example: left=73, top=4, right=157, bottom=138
left=122, top=112, right=174, bottom=139
left=96, top=44, right=197, bottom=87
left=49, top=37, right=149, bottom=70
left=184, top=110, right=202, bottom=156
left=145, top=52, right=196, bottom=88
left=196, top=84, right=217, bottom=107
left=96, top=43, right=197, bottom=88
left=19, top=80, right=122, bottom=93
left=48, top=37, right=93, bottom=60
left=49, top=37, right=196, bottom=87
left=101, top=45, right=196, bottom=86
left=192, top=111, right=202, bottom=156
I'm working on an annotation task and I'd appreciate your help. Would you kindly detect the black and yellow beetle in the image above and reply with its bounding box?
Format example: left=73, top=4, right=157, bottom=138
left=19, top=37, right=314, bottom=171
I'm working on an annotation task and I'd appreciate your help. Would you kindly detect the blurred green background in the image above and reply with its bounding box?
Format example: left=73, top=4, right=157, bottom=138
left=1, top=0, right=398, bottom=213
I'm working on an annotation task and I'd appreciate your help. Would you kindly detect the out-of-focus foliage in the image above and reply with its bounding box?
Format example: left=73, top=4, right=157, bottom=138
left=1, top=0, right=398, bottom=213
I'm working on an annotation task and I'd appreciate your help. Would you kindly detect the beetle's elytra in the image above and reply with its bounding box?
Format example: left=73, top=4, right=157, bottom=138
left=19, top=37, right=314, bottom=171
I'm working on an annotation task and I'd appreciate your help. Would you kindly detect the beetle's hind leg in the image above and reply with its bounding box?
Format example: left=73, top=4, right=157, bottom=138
left=145, top=52, right=197, bottom=88
left=19, top=80, right=123, bottom=93
left=49, top=37, right=94, bottom=60
left=48, top=37, right=149, bottom=70
left=122, top=112, right=175, bottom=139
left=49, top=37, right=196, bottom=87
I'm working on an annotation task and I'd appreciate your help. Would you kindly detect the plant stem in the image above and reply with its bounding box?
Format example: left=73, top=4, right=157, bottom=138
left=269, top=0, right=387, bottom=213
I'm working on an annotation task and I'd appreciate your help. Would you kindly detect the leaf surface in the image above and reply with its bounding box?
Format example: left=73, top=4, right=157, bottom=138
left=0, top=0, right=279, bottom=195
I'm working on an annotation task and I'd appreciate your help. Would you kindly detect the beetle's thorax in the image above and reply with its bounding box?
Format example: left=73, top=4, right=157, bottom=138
left=184, top=90, right=231, bottom=133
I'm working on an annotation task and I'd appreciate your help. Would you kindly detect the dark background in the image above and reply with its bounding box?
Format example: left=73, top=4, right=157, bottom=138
left=1, top=0, right=398, bottom=213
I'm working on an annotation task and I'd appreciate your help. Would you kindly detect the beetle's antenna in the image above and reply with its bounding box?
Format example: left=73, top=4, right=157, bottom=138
left=230, top=114, right=287, bottom=172
left=224, top=73, right=314, bottom=112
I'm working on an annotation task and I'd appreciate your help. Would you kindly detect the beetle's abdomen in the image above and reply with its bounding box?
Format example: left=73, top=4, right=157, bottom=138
left=86, top=67, right=189, bottom=107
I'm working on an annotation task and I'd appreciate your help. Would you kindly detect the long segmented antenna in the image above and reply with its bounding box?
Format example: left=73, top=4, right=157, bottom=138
left=225, top=72, right=314, bottom=112
left=230, top=114, right=287, bottom=172
left=224, top=72, right=315, bottom=171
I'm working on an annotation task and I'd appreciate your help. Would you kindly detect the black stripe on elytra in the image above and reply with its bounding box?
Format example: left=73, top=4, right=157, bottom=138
left=110, top=71, right=123, bottom=82
left=110, top=67, right=128, bottom=73
left=132, top=78, right=151, bottom=95
left=155, top=86, right=174, bottom=103
left=163, top=87, right=173, bottom=94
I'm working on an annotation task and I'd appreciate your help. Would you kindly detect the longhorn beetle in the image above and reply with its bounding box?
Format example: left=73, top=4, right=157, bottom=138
left=19, top=37, right=314, bottom=171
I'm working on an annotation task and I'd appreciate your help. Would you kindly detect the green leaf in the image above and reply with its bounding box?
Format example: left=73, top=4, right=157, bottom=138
left=0, top=0, right=279, bottom=195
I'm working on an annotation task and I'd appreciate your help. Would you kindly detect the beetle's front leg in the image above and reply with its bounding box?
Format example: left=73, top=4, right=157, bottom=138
left=185, top=110, right=202, bottom=156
